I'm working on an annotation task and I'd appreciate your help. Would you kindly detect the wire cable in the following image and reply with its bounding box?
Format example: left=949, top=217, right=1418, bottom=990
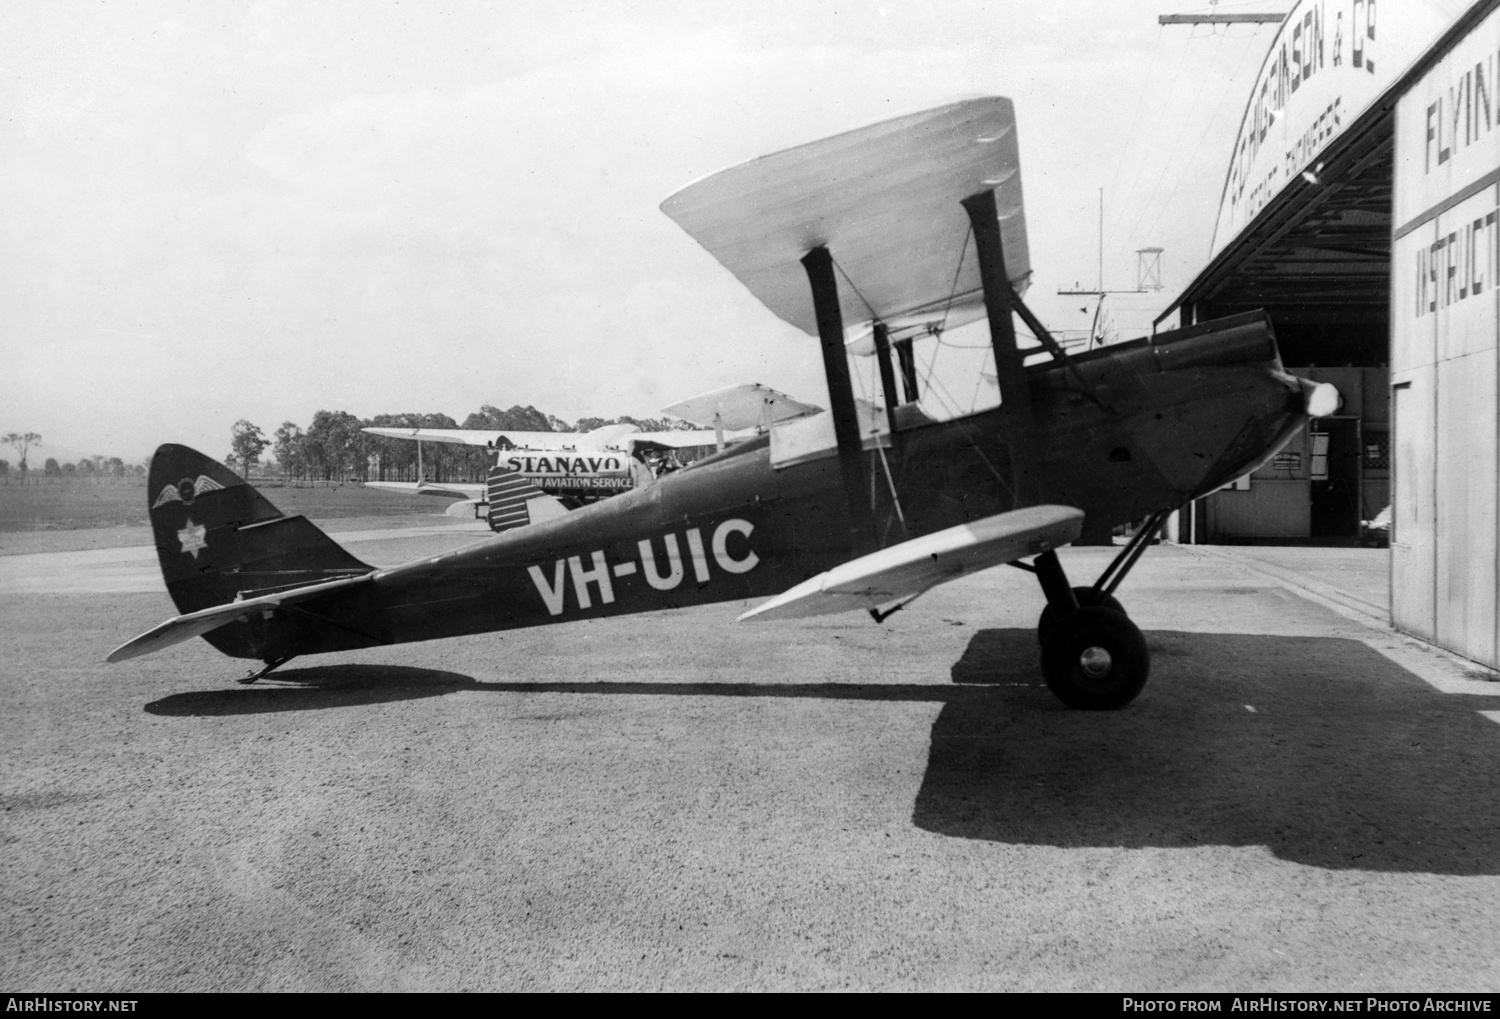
left=830, top=254, right=879, bottom=323
left=969, top=346, right=995, bottom=410
left=1133, top=25, right=1264, bottom=256
left=936, top=226, right=973, bottom=337
left=1105, top=24, right=1194, bottom=254
left=1114, top=22, right=1231, bottom=261
left=1104, top=24, right=1166, bottom=224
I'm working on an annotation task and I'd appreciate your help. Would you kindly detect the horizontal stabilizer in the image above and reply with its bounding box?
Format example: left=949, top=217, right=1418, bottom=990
left=661, top=97, right=1029, bottom=341
left=106, top=573, right=374, bottom=663
left=739, top=504, right=1084, bottom=622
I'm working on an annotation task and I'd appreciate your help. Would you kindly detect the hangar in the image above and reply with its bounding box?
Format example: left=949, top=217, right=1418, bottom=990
left=1160, top=0, right=1500, bottom=666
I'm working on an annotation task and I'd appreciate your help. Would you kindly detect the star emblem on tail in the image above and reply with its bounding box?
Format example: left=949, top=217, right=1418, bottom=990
left=177, top=521, right=207, bottom=558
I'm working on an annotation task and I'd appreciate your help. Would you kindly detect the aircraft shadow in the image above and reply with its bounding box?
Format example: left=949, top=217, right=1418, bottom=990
left=920, top=628, right=1500, bottom=875
left=143, top=664, right=479, bottom=716
left=142, top=630, right=1500, bottom=874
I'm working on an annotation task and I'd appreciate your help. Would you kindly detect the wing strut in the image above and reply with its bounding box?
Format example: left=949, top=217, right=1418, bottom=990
left=802, top=245, right=874, bottom=552
left=894, top=337, right=920, bottom=403
left=961, top=190, right=1033, bottom=428
left=871, top=322, right=900, bottom=435
left=962, top=188, right=1041, bottom=501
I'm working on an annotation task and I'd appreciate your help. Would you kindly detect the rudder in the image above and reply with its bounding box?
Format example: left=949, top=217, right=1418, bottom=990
left=146, top=445, right=373, bottom=652
left=486, top=464, right=568, bottom=532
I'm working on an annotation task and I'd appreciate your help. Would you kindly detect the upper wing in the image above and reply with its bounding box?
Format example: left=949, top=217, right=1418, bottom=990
left=363, top=427, right=501, bottom=447
left=361, top=424, right=707, bottom=452
left=739, top=504, right=1083, bottom=621
left=106, top=573, right=375, bottom=663
left=660, top=97, right=1029, bottom=341
left=362, top=424, right=721, bottom=453
left=661, top=383, right=822, bottom=431
left=629, top=429, right=726, bottom=449
left=579, top=424, right=641, bottom=446
left=361, top=427, right=596, bottom=450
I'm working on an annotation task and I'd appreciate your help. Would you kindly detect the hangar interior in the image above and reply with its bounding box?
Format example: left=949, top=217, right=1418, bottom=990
left=1167, top=103, right=1396, bottom=544
left=1164, top=0, right=1500, bottom=669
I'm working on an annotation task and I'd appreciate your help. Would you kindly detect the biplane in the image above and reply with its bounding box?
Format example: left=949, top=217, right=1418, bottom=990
left=110, top=97, right=1336, bottom=709
left=361, top=384, right=822, bottom=531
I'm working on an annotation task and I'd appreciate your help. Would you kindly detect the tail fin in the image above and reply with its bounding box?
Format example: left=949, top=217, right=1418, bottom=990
left=147, top=444, right=372, bottom=621
left=486, top=465, right=568, bottom=533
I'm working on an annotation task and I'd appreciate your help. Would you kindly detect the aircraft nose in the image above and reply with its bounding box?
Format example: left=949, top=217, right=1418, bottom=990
left=1301, top=380, right=1341, bottom=418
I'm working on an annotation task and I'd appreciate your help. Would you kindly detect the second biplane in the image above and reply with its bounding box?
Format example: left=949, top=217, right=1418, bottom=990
left=110, top=97, right=1336, bottom=709
left=361, top=383, right=823, bottom=531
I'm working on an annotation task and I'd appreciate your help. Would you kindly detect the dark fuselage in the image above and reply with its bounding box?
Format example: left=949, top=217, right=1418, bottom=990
left=211, top=317, right=1309, bottom=661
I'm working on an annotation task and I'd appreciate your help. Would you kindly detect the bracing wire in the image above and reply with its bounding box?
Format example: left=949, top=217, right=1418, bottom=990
left=1132, top=25, right=1263, bottom=255
left=830, top=255, right=879, bottom=323
left=1113, top=22, right=1230, bottom=260
left=969, top=346, right=995, bottom=411
left=876, top=223, right=977, bottom=421
left=918, top=334, right=1011, bottom=494
left=1104, top=23, right=1194, bottom=253
left=918, top=331, right=961, bottom=419
left=937, top=226, right=973, bottom=337
left=904, top=321, right=1013, bottom=495
left=1104, top=23, right=1166, bottom=216
left=934, top=319, right=1040, bottom=350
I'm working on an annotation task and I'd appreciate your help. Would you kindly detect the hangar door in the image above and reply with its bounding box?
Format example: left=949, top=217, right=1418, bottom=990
left=1161, top=0, right=1488, bottom=546
left=1390, top=9, right=1500, bottom=667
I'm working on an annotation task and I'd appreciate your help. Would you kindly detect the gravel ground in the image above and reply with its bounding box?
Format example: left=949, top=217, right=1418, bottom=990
left=4, top=538, right=1500, bottom=991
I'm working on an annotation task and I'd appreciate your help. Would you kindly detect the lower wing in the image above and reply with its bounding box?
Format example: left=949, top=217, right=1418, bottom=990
left=739, top=504, right=1084, bottom=621
left=365, top=481, right=486, bottom=500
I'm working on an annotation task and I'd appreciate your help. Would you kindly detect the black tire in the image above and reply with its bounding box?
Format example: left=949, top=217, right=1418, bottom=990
left=1036, top=587, right=1125, bottom=644
left=1040, top=606, right=1150, bottom=710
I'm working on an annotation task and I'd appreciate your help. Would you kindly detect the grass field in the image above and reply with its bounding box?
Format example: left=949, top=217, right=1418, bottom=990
left=0, top=478, right=446, bottom=532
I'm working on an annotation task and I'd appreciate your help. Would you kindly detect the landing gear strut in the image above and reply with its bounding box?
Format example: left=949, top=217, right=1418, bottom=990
left=1018, top=511, right=1169, bottom=709
left=1036, top=587, right=1123, bottom=645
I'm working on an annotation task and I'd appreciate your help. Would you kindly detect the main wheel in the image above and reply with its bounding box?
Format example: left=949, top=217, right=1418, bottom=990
left=1036, top=587, right=1125, bottom=644
left=1040, top=606, right=1150, bottom=710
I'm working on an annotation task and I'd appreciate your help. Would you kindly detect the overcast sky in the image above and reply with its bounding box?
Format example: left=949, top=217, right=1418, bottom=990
left=1, top=0, right=1283, bottom=461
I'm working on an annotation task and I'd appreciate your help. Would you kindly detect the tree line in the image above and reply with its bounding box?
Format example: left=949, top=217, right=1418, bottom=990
left=0, top=431, right=146, bottom=483
left=0, top=458, right=143, bottom=480
left=226, top=405, right=687, bottom=484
